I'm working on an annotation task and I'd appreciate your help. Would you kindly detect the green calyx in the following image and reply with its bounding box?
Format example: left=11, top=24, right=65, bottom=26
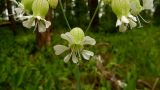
left=70, top=44, right=83, bottom=52
left=47, top=0, right=58, bottom=9
left=103, top=0, right=111, bottom=4
left=21, top=0, right=34, bottom=13
left=70, top=27, right=85, bottom=44
left=111, top=0, right=130, bottom=18
left=130, top=0, right=142, bottom=15
left=32, top=0, right=49, bottom=18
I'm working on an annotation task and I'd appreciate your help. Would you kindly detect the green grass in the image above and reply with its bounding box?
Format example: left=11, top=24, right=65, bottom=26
left=0, top=25, right=160, bottom=90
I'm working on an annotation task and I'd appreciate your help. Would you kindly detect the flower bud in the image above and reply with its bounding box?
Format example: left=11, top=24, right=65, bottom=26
left=70, top=27, right=85, bottom=44
left=47, top=0, right=58, bottom=9
left=21, top=0, right=34, bottom=13
left=32, top=0, right=49, bottom=18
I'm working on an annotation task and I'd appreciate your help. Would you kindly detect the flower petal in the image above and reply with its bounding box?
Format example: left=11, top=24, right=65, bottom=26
left=129, top=19, right=137, bottom=29
left=82, top=50, right=94, bottom=60
left=22, top=17, right=35, bottom=28
left=121, top=16, right=129, bottom=23
left=72, top=52, right=78, bottom=63
left=116, top=19, right=122, bottom=27
left=83, top=36, right=96, bottom=45
left=128, top=14, right=137, bottom=21
left=119, top=24, right=127, bottom=32
left=44, top=20, right=51, bottom=28
left=15, top=8, right=23, bottom=16
left=61, top=32, right=74, bottom=44
left=19, top=16, right=31, bottom=21
left=38, top=21, right=46, bottom=32
left=53, top=45, right=69, bottom=55
left=64, top=53, right=71, bottom=63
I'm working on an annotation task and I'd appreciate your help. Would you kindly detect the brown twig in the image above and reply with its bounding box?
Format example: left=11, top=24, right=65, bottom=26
left=137, top=79, right=152, bottom=89
left=152, top=78, right=159, bottom=90
left=96, top=60, right=122, bottom=90
left=0, top=21, right=11, bottom=26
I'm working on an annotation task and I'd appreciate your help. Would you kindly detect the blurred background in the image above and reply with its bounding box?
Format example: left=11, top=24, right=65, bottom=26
left=0, top=0, right=160, bottom=90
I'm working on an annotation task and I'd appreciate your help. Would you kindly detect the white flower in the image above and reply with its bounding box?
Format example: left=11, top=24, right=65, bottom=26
left=117, top=80, right=127, bottom=88
left=116, top=14, right=137, bottom=32
left=53, top=27, right=96, bottom=64
left=22, top=15, right=51, bottom=32
left=10, top=0, right=25, bottom=20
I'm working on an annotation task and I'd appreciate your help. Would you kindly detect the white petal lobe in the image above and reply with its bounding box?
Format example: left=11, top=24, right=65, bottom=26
left=121, top=16, right=129, bottom=23
left=83, top=36, right=96, bottom=45
left=61, top=32, right=74, bottom=44
left=22, top=18, right=35, bottom=28
left=116, top=19, right=122, bottom=27
left=38, top=21, right=46, bottom=32
left=82, top=50, right=94, bottom=60
left=64, top=53, right=71, bottom=63
left=72, top=52, right=78, bottom=63
left=53, top=45, right=69, bottom=55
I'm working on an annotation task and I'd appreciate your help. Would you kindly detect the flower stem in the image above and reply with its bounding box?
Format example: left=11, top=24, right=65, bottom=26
left=76, top=64, right=81, bottom=90
left=85, top=0, right=102, bottom=33
left=59, top=0, right=71, bottom=30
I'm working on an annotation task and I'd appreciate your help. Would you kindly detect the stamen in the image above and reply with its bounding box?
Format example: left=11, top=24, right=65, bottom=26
left=138, top=14, right=150, bottom=23
left=136, top=16, right=143, bottom=28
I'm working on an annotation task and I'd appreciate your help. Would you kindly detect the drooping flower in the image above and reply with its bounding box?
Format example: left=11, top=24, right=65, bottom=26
left=12, top=0, right=34, bottom=20
left=22, top=0, right=51, bottom=32
left=53, top=27, right=96, bottom=64
left=111, top=0, right=138, bottom=32
left=22, top=16, right=51, bottom=32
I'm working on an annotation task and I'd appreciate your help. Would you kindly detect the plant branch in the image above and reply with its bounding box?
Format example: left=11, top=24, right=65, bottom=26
left=152, top=78, right=159, bottom=90
left=85, top=0, right=102, bottom=33
left=59, top=0, right=71, bottom=30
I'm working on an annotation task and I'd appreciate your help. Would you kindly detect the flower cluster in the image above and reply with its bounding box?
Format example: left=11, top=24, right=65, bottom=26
left=103, top=0, right=154, bottom=32
left=12, top=0, right=58, bottom=32
left=53, top=27, right=96, bottom=64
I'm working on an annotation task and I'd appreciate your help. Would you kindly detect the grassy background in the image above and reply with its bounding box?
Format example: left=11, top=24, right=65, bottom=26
left=0, top=25, right=160, bottom=90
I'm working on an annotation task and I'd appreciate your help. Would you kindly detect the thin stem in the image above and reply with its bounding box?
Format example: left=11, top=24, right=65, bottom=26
left=59, top=0, right=71, bottom=30
left=138, top=14, right=150, bottom=23
left=152, top=78, right=159, bottom=90
left=75, top=64, right=81, bottom=90
left=85, top=0, right=102, bottom=33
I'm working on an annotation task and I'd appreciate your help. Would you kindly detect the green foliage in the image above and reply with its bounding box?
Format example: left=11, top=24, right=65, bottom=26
left=0, top=25, right=160, bottom=89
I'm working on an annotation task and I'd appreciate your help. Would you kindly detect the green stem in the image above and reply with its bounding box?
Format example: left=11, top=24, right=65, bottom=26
left=59, top=0, right=71, bottom=30
left=76, top=65, right=81, bottom=90
left=85, top=0, right=102, bottom=33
